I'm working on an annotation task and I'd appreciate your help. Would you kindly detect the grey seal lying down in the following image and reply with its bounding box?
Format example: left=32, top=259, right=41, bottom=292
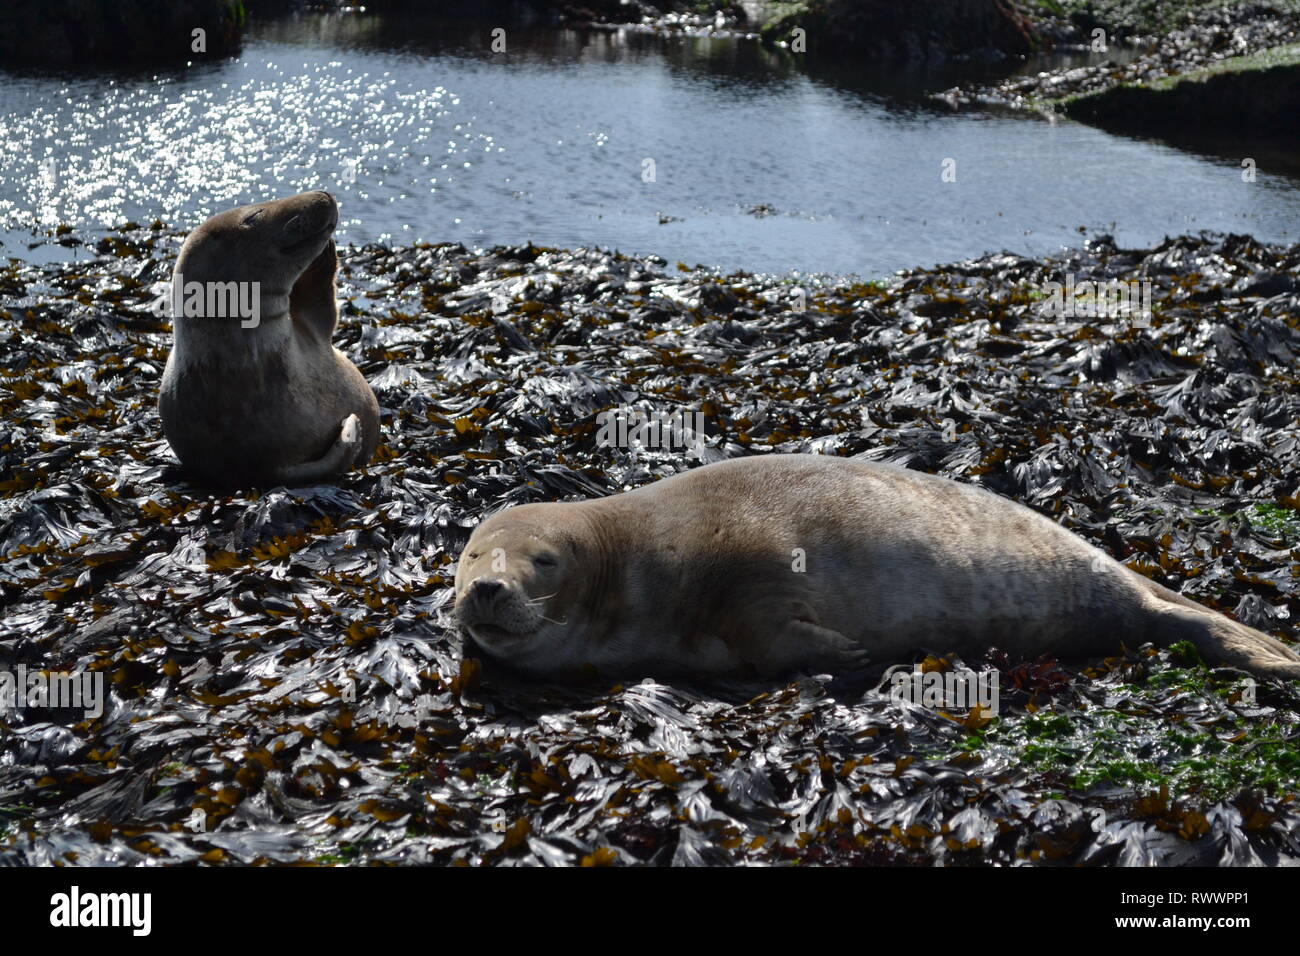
left=455, top=454, right=1300, bottom=681
left=158, top=190, right=379, bottom=487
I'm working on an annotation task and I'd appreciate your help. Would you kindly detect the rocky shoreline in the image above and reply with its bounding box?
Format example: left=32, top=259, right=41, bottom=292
left=496, top=0, right=1300, bottom=142
left=1058, top=41, right=1300, bottom=142
left=2, top=226, right=1299, bottom=865
left=944, top=2, right=1300, bottom=117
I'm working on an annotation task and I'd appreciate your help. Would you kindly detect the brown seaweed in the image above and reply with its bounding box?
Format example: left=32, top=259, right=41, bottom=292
left=1, top=224, right=1299, bottom=866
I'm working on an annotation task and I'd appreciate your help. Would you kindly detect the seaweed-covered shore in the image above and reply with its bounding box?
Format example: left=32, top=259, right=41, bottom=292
left=2, top=227, right=1300, bottom=866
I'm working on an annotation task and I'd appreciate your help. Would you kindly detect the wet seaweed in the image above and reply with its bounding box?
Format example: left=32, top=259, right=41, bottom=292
left=2, top=223, right=1300, bottom=866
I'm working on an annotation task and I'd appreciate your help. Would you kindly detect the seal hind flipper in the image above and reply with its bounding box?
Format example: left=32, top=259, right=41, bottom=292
left=1139, top=581, right=1300, bottom=679
left=273, top=414, right=363, bottom=486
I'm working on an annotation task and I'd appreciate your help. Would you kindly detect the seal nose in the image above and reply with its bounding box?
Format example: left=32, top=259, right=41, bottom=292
left=470, top=579, right=504, bottom=602
left=282, top=192, right=338, bottom=241
left=311, top=190, right=337, bottom=215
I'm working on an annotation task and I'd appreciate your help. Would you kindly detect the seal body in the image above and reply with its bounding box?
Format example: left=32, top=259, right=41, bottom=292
left=454, top=454, right=1300, bottom=680
left=158, top=190, right=379, bottom=487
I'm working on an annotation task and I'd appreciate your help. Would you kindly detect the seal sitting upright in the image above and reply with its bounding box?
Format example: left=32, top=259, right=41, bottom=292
left=158, top=190, right=379, bottom=487
left=455, top=454, right=1300, bottom=681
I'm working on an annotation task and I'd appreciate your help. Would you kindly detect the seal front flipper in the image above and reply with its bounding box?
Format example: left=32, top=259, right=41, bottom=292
left=289, top=238, right=340, bottom=343
left=744, top=620, right=870, bottom=677
left=273, top=414, right=362, bottom=486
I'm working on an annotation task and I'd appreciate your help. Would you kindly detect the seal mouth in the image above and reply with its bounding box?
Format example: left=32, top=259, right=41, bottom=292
left=468, top=621, right=530, bottom=642
left=473, top=624, right=517, bottom=639
left=280, top=217, right=337, bottom=256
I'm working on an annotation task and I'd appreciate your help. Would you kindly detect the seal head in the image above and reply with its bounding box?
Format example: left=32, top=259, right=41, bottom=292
left=453, top=505, right=612, bottom=670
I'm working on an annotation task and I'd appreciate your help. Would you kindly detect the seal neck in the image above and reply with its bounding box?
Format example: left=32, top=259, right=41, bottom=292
left=570, top=503, right=628, bottom=644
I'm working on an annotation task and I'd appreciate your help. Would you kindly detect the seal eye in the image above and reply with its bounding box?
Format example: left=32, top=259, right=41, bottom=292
left=241, top=209, right=264, bottom=227
left=533, top=554, right=557, bottom=568
left=466, top=551, right=480, bottom=561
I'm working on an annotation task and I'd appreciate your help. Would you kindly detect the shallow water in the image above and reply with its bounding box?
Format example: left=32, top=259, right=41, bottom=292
left=1, top=12, right=1298, bottom=276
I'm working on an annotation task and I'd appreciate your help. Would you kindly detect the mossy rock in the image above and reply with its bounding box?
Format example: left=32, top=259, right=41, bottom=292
left=1062, top=43, right=1300, bottom=141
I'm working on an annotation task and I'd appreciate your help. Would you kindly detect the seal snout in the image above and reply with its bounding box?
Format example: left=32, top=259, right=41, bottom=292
left=280, top=191, right=339, bottom=253
left=456, top=575, right=540, bottom=645
left=469, top=578, right=505, bottom=601
left=463, top=575, right=512, bottom=619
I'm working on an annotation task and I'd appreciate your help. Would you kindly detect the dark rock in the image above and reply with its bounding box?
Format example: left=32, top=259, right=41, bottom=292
left=0, top=0, right=243, bottom=68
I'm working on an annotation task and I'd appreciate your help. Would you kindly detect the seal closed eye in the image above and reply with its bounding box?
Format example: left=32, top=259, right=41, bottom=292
left=158, top=190, right=380, bottom=487
left=453, top=454, right=1300, bottom=682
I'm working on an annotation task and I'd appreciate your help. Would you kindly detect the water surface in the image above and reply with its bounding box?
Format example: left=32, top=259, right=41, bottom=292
left=1, top=12, right=1297, bottom=276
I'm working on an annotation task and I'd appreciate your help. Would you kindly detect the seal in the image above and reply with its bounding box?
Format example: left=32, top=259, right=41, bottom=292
left=158, top=190, right=379, bottom=487
left=454, top=454, right=1300, bottom=680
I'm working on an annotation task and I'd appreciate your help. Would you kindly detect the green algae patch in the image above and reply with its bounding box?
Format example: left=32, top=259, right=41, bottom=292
left=943, top=656, right=1300, bottom=805
left=1194, top=502, right=1300, bottom=544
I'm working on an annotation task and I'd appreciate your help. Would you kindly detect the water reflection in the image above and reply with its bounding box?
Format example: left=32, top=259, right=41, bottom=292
left=0, top=10, right=1296, bottom=276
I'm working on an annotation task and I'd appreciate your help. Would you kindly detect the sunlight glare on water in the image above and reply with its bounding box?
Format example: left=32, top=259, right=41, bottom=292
left=0, top=57, right=482, bottom=246
left=1, top=14, right=1298, bottom=276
